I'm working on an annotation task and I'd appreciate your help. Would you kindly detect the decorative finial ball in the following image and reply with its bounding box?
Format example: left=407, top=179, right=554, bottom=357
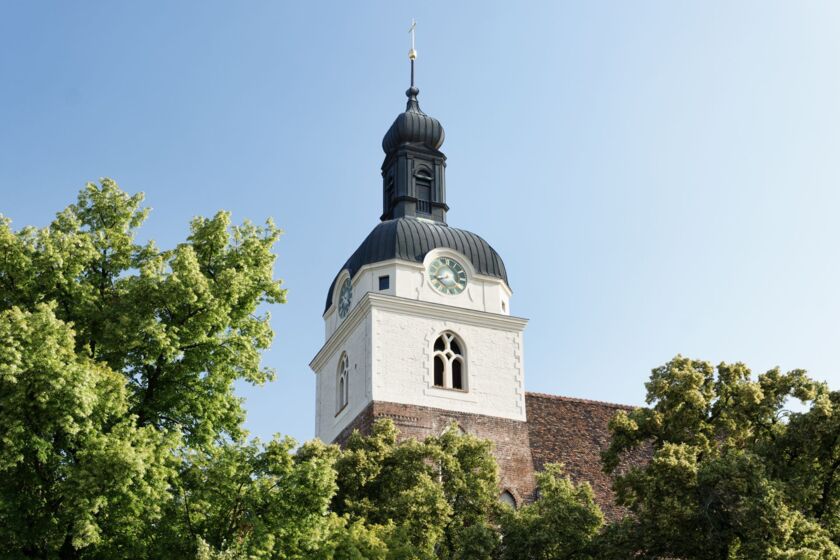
left=408, top=48, right=417, bottom=61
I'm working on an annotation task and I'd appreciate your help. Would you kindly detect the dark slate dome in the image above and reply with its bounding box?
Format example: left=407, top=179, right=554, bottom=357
left=325, top=217, right=508, bottom=313
left=382, top=87, right=445, bottom=154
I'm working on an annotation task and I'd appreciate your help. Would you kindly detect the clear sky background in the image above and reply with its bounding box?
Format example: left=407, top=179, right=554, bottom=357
left=2, top=2, right=839, bottom=443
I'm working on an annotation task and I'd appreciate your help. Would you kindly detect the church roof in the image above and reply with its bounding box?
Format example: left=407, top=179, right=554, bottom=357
left=324, top=217, right=509, bottom=313
left=525, top=392, right=652, bottom=522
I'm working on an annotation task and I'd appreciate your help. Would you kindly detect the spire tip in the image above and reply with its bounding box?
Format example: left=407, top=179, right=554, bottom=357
left=407, top=19, right=417, bottom=88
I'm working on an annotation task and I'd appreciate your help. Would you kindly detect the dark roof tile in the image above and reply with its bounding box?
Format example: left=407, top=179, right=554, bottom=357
left=325, top=217, right=508, bottom=312
left=525, top=392, right=651, bottom=522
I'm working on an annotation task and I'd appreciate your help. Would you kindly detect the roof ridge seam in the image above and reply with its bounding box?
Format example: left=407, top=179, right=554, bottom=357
left=525, top=391, right=638, bottom=410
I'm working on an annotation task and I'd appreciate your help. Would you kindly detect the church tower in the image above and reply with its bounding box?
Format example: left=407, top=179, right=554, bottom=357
left=310, top=40, right=535, bottom=502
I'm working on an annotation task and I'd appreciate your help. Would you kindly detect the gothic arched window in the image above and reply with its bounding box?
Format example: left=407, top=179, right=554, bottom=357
left=433, top=331, right=466, bottom=390
left=336, top=352, right=349, bottom=412
left=499, top=490, right=517, bottom=509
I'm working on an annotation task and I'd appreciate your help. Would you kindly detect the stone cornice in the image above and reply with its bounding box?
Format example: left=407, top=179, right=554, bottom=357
left=311, top=291, right=374, bottom=372
left=366, top=293, right=527, bottom=331
left=310, top=293, right=528, bottom=373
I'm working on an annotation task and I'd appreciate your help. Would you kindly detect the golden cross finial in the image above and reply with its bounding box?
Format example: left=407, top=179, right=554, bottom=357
left=408, top=19, right=417, bottom=61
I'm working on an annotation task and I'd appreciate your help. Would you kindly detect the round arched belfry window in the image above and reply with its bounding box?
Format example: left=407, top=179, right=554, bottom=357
left=433, top=331, right=465, bottom=390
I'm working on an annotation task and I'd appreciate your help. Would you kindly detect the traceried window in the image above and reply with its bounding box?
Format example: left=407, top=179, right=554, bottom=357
left=433, top=331, right=466, bottom=390
left=336, top=352, right=349, bottom=413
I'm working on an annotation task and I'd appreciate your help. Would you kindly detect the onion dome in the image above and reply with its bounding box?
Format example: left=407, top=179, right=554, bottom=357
left=325, top=217, right=508, bottom=313
left=382, top=87, right=445, bottom=154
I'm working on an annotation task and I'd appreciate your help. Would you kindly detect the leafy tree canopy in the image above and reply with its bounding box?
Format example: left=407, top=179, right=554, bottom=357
left=497, top=464, right=604, bottom=560
left=0, top=180, right=286, bottom=558
left=0, top=303, right=176, bottom=558
left=0, top=179, right=286, bottom=448
left=602, top=356, right=840, bottom=559
left=2, top=181, right=837, bottom=560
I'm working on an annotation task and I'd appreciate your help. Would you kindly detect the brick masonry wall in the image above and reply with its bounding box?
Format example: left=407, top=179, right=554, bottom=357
left=334, top=394, right=651, bottom=521
left=334, top=400, right=536, bottom=506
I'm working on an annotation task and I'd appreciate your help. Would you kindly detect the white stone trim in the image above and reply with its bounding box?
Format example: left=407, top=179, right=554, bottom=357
left=368, top=293, right=527, bottom=331
left=311, top=292, right=527, bottom=373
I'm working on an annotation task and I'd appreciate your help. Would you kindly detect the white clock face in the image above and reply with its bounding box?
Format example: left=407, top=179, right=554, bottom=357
left=338, top=277, right=352, bottom=318
left=428, top=257, right=467, bottom=295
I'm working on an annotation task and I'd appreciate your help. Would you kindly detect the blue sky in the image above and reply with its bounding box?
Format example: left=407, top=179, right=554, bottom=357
left=2, top=2, right=839, bottom=443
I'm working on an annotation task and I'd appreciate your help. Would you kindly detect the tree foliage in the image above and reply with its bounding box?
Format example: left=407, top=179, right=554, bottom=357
left=602, top=356, right=840, bottom=559
left=0, top=179, right=285, bottom=448
left=0, top=303, right=176, bottom=558
left=1, top=181, right=837, bottom=559
left=0, top=180, right=287, bottom=558
left=498, top=464, right=603, bottom=560
left=333, top=420, right=503, bottom=560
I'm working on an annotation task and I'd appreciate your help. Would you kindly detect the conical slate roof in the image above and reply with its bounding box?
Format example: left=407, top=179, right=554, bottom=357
left=325, top=217, right=508, bottom=313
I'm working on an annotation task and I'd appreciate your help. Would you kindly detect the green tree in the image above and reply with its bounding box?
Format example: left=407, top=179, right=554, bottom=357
left=0, top=179, right=287, bottom=558
left=427, top=426, right=501, bottom=560
left=601, top=356, right=840, bottom=559
left=0, top=179, right=285, bottom=448
left=333, top=420, right=502, bottom=560
left=157, top=437, right=388, bottom=560
left=6, top=181, right=838, bottom=560
left=498, top=464, right=604, bottom=560
left=0, top=303, right=176, bottom=558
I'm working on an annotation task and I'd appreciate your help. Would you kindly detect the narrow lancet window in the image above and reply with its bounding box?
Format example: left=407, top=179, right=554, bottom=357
left=336, top=352, right=349, bottom=412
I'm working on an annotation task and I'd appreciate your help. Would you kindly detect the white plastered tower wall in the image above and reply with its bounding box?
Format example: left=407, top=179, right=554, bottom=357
left=369, top=296, right=526, bottom=421
left=313, top=306, right=373, bottom=444
left=311, top=249, right=526, bottom=444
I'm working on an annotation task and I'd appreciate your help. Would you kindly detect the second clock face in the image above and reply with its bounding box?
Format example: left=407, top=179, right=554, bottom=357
left=338, top=277, right=352, bottom=318
left=428, top=257, right=468, bottom=295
